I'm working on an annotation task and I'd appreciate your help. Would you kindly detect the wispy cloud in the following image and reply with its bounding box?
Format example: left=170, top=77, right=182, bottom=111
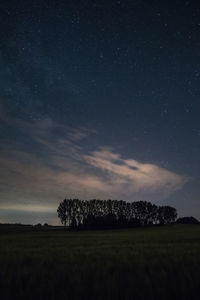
left=84, top=148, right=188, bottom=197
left=0, top=105, right=188, bottom=220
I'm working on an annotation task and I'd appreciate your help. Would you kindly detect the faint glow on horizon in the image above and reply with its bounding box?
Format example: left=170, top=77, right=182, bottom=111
left=0, top=204, right=56, bottom=213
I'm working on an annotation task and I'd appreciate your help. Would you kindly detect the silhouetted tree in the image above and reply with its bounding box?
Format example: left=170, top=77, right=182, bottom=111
left=157, top=206, right=177, bottom=225
left=176, top=216, right=199, bottom=224
left=57, top=199, right=178, bottom=229
left=57, top=199, right=70, bottom=227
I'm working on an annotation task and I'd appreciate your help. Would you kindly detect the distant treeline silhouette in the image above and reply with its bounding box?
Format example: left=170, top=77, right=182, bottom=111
left=57, top=199, right=177, bottom=229
left=176, top=216, right=199, bottom=224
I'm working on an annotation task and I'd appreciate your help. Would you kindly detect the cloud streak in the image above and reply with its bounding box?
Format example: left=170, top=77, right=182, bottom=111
left=0, top=127, right=188, bottom=205
left=84, top=148, right=187, bottom=197
left=0, top=107, right=188, bottom=223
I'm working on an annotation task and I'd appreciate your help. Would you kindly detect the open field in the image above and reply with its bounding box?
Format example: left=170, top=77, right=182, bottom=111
left=0, top=225, right=200, bottom=300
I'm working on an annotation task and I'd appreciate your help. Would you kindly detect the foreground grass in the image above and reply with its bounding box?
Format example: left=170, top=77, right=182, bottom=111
left=0, top=225, right=200, bottom=300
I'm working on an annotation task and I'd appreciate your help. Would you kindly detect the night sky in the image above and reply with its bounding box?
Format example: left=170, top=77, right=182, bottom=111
left=0, top=0, right=200, bottom=225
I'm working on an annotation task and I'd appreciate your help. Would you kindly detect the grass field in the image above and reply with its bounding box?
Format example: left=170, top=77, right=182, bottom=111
left=0, top=225, right=200, bottom=300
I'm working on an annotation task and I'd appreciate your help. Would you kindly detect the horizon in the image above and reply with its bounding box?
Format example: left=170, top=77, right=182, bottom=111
left=0, top=198, right=198, bottom=226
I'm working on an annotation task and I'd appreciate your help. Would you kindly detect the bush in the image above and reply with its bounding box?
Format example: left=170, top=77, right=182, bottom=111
left=176, top=217, right=199, bottom=224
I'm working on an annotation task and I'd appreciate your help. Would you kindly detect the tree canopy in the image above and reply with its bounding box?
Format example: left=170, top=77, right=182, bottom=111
left=176, top=216, right=199, bottom=224
left=57, top=199, right=177, bottom=229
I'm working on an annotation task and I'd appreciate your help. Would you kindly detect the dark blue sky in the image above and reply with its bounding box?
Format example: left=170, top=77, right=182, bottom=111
left=0, top=0, right=200, bottom=224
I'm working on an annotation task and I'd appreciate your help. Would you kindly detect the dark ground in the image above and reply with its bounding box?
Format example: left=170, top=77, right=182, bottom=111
left=0, top=224, right=200, bottom=300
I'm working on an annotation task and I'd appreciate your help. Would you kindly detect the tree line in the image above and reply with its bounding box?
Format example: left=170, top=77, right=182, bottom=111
left=57, top=199, right=177, bottom=229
